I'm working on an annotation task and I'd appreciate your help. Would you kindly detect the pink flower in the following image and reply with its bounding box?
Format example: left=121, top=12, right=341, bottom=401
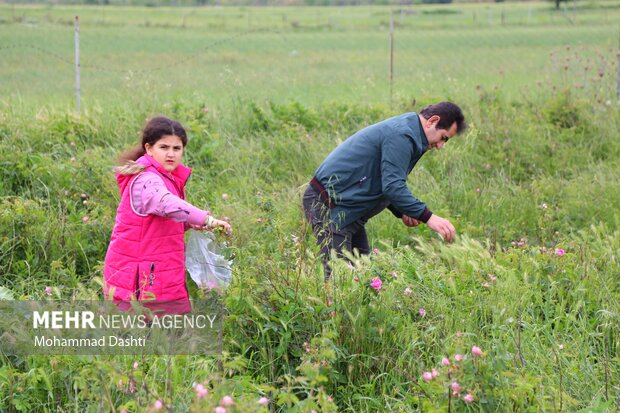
left=121, top=410, right=128, bottom=413
left=154, top=400, right=163, bottom=409
left=404, top=287, right=412, bottom=295
left=220, top=396, right=234, bottom=406
left=441, top=357, right=450, bottom=366
left=391, top=271, right=398, bottom=279
left=82, top=216, right=89, bottom=223
left=487, top=274, right=497, bottom=282
left=471, top=346, right=483, bottom=357
left=118, top=379, right=124, bottom=387
left=463, top=393, right=474, bottom=404
left=454, top=354, right=464, bottom=361
left=555, top=248, right=565, bottom=256
left=195, top=384, right=208, bottom=398
left=372, top=248, right=379, bottom=255
left=353, top=276, right=359, bottom=282
left=431, top=368, right=438, bottom=378
left=422, top=371, right=433, bottom=382
left=45, top=287, right=53, bottom=296
left=258, top=397, right=269, bottom=405
left=215, top=408, right=226, bottom=413
left=370, top=277, right=382, bottom=290
left=133, top=361, right=139, bottom=369
left=418, top=308, right=426, bottom=317
left=451, top=382, right=461, bottom=393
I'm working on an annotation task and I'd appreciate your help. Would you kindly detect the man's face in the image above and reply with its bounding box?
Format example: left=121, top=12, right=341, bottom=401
left=424, top=116, right=458, bottom=151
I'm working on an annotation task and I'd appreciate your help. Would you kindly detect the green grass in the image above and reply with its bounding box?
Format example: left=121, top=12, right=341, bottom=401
left=1, top=1, right=620, bottom=412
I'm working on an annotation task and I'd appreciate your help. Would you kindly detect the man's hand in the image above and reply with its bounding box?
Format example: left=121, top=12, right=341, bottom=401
left=426, top=214, right=456, bottom=242
left=401, top=215, right=421, bottom=227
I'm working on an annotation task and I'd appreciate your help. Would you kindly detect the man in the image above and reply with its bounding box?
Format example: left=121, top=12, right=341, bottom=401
left=303, top=101, right=466, bottom=282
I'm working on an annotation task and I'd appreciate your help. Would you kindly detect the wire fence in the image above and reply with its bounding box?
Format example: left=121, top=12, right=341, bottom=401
left=1, top=2, right=619, bottom=113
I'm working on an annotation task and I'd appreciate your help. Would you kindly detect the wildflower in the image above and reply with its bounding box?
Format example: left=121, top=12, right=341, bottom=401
left=45, top=287, right=53, bottom=296
left=118, top=379, right=124, bottom=387
left=451, top=382, right=461, bottom=393
left=555, top=248, right=565, bottom=256
left=154, top=400, right=163, bottom=409
left=541, top=203, right=548, bottom=209
left=475, top=188, right=481, bottom=193
left=222, top=193, right=229, bottom=200
left=121, top=410, right=128, bottom=413
left=454, top=354, right=464, bottom=361
left=220, top=395, right=234, bottom=407
left=471, top=346, right=483, bottom=357
left=353, top=276, right=359, bottom=282
left=133, top=361, right=139, bottom=369
left=431, top=368, right=438, bottom=378
left=441, top=357, right=450, bottom=366
left=487, top=274, right=497, bottom=282
left=128, top=381, right=136, bottom=393
left=370, top=277, right=382, bottom=290
left=482, top=282, right=491, bottom=288
left=256, top=218, right=263, bottom=223
left=372, top=248, right=379, bottom=255
left=422, top=371, right=433, bottom=382
left=558, top=344, right=564, bottom=350
left=195, top=384, right=208, bottom=398
left=215, top=408, right=226, bottom=413
left=463, top=393, right=474, bottom=404
left=258, top=397, right=269, bottom=405
left=82, top=216, right=89, bottom=223
left=404, top=287, right=412, bottom=295
left=418, top=308, right=426, bottom=317
left=391, top=271, right=398, bottom=279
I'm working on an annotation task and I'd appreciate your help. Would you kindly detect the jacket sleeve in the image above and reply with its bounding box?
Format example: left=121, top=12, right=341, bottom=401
left=387, top=203, right=403, bottom=218
left=380, top=134, right=433, bottom=222
left=132, top=172, right=210, bottom=226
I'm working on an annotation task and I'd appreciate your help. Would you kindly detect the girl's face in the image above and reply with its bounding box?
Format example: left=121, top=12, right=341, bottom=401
left=145, top=134, right=184, bottom=173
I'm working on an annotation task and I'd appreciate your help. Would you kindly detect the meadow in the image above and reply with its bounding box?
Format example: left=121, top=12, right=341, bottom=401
left=1, top=1, right=620, bottom=411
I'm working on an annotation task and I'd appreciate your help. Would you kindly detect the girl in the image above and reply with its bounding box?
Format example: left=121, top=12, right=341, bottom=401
left=103, top=116, right=231, bottom=308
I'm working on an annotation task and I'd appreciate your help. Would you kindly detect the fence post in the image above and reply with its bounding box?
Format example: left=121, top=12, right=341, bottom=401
left=389, top=10, right=394, bottom=108
left=617, top=27, right=620, bottom=100
left=75, top=15, right=81, bottom=116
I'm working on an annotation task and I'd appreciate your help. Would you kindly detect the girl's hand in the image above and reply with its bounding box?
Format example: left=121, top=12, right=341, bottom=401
left=211, top=219, right=232, bottom=234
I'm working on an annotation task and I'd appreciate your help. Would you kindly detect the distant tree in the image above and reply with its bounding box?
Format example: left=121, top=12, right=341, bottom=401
left=551, top=0, right=570, bottom=10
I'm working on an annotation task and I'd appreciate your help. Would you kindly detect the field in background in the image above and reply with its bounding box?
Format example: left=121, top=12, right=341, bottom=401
left=1, top=1, right=619, bottom=112
left=1, top=1, right=620, bottom=412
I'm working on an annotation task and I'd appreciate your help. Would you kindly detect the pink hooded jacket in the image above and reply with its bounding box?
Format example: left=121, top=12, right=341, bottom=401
left=103, top=154, right=193, bottom=309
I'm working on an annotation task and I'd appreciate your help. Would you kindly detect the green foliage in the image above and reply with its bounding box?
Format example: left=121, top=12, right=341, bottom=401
left=1, top=2, right=620, bottom=410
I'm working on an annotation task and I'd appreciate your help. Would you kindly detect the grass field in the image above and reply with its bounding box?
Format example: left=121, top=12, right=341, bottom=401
left=1, top=1, right=620, bottom=412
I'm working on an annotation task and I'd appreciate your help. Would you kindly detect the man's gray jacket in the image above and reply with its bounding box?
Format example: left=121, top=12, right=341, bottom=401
left=312, top=112, right=433, bottom=229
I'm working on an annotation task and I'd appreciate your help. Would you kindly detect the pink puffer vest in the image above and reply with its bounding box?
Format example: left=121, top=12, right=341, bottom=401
left=103, top=154, right=192, bottom=309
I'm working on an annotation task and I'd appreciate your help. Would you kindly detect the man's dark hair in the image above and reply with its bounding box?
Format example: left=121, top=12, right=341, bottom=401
left=420, top=101, right=467, bottom=134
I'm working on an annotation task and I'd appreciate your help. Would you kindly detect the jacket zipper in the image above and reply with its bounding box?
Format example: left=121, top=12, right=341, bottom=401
left=149, top=262, right=155, bottom=286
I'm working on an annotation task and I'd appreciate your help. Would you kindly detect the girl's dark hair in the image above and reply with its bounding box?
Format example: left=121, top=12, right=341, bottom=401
left=118, top=116, right=188, bottom=163
left=419, top=101, right=467, bottom=134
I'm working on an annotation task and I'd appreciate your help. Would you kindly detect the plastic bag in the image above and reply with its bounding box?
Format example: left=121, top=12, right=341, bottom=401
left=185, top=230, right=232, bottom=289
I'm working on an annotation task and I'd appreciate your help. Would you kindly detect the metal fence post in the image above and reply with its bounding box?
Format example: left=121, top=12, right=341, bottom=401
left=75, top=16, right=81, bottom=116
left=389, top=10, right=394, bottom=108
